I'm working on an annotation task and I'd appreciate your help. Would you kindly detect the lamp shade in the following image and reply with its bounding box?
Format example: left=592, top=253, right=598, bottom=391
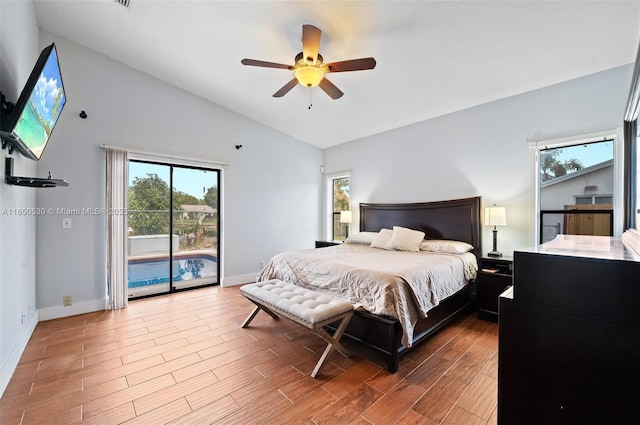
left=340, top=210, right=352, bottom=224
left=485, top=206, right=507, bottom=226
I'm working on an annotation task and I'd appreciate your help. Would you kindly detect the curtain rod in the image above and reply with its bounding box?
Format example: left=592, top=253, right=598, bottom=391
left=100, top=144, right=229, bottom=168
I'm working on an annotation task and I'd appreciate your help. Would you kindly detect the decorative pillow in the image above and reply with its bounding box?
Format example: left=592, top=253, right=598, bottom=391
left=345, top=231, right=379, bottom=245
left=420, top=239, right=474, bottom=254
left=370, top=228, right=394, bottom=249
left=387, top=226, right=425, bottom=252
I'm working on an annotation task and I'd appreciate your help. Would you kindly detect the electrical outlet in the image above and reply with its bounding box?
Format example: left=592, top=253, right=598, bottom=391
left=63, top=295, right=72, bottom=306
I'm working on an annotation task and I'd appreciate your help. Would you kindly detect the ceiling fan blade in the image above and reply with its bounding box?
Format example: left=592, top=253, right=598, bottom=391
left=241, top=58, right=292, bottom=69
left=324, top=57, right=377, bottom=73
left=273, top=78, right=299, bottom=97
left=318, top=77, right=344, bottom=100
left=302, top=24, right=321, bottom=63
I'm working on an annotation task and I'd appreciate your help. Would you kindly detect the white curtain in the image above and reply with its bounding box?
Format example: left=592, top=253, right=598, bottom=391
left=106, top=148, right=129, bottom=310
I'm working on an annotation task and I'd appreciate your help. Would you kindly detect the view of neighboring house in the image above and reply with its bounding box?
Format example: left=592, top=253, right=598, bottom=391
left=540, top=159, right=614, bottom=242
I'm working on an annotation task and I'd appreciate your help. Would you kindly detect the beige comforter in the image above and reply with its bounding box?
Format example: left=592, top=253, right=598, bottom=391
left=257, top=243, right=478, bottom=347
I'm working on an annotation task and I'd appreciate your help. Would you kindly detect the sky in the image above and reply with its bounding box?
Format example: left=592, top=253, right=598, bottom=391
left=129, top=161, right=218, bottom=199
left=548, top=140, right=613, bottom=169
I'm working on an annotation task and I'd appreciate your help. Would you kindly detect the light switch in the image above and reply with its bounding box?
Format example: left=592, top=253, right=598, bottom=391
left=62, top=218, right=72, bottom=229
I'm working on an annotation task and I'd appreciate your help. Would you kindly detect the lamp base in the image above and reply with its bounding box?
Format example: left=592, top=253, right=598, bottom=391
left=488, top=228, right=502, bottom=257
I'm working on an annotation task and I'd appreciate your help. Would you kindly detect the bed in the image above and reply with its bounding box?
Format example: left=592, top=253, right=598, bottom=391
left=258, top=196, right=482, bottom=372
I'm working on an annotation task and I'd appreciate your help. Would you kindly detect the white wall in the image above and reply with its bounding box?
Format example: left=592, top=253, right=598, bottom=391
left=33, top=31, right=323, bottom=320
left=0, top=0, right=41, bottom=396
left=323, top=65, right=632, bottom=257
left=540, top=164, right=613, bottom=210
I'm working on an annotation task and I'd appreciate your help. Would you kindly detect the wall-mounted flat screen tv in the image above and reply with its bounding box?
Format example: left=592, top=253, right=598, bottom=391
left=1, top=43, right=66, bottom=161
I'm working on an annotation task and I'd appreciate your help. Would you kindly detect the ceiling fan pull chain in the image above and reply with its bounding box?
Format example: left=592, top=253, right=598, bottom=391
left=308, top=87, right=313, bottom=110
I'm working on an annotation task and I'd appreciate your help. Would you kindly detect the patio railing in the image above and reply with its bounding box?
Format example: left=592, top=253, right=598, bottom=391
left=539, top=209, right=613, bottom=244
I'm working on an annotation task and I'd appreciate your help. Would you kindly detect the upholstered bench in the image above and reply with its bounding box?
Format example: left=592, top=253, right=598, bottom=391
left=240, top=279, right=354, bottom=378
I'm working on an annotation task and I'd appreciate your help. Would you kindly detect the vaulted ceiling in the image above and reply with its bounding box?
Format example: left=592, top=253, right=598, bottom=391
left=32, top=0, right=640, bottom=148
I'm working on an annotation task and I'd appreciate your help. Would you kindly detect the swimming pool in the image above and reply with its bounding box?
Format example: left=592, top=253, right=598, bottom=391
left=128, top=254, right=217, bottom=288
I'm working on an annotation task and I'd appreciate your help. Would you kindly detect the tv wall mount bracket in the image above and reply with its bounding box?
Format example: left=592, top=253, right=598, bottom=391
left=4, top=157, right=68, bottom=188
left=0, top=91, right=17, bottom=154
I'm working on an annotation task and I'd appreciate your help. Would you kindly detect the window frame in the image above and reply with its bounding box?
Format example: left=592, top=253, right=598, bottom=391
left=127, top=156, right=222, bottom=299
left=530, top=128, right=624, bottom=244
left=624, top=39, right=640, bottom=231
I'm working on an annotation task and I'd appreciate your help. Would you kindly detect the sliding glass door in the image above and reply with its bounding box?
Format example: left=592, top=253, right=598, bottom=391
left=127, top=160, right=219, bottom=299
left=171, top=166, right=219, bottom=291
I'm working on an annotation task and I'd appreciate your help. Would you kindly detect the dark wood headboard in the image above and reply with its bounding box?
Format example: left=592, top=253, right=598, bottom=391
left=359, top=196, right=482, bottom=257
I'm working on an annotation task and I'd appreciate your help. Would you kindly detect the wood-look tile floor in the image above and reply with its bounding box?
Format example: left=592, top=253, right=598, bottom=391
left=0, top=285, right=498, bottom=425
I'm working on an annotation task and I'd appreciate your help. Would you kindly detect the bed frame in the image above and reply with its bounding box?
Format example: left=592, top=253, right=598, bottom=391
left=336, top=196, right=482, bottom=372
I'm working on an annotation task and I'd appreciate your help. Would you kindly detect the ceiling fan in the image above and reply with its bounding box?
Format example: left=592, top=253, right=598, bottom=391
left=241, top=24, right=376, bottom=100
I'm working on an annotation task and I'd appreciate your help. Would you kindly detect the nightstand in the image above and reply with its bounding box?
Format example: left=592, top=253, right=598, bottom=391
left=477, top=256, right=513, bottom=320
left=315, top=240, right=342, bottom=248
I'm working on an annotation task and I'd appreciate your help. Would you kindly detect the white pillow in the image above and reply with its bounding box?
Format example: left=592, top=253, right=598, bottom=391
left=387, top=226, right=425, bottom=252
left=345, top=231, right=379, bottom=245
left=370, top=228, right=394, bottom=249
left=420, top=239, right=474, bottom=254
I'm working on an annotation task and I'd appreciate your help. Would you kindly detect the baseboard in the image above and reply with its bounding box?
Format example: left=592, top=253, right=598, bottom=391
left=38, top=298, right=106, bottom=321
left=36, top=278, right=254, bottom=321
left=0, top=310, right=39, bottom=397
left=221, top=273, right=257, bottom=287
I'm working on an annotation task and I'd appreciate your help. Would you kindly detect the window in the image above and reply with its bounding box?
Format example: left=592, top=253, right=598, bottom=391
left=533, top=130, right=623, bottom=244
left=575, top=195, right=614, bottom=205
left=325, top=172, right=350, bottom=241
left=575, top=196, right=593, bottom=205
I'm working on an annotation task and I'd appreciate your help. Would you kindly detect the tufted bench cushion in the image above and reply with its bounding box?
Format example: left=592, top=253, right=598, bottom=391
left=240, top=279, right=354, bottom=377
left=240, top=280, right=353, bottom=326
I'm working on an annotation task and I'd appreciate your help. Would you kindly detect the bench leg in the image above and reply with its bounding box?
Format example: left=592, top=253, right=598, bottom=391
left=311, top=313, right=353, bottom=378
left=241, top=300, right=279, bottom=328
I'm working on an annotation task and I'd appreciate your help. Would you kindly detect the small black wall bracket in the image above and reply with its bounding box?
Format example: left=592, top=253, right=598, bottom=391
left=4, top=157, right=69, bottom=188
left=0, top=91, right=15, bottom=118
left=1, top=92, right=18, bottom=156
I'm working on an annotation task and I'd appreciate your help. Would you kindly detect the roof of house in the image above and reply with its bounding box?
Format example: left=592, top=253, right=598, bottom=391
left=540, top=159, right=614, bottom=188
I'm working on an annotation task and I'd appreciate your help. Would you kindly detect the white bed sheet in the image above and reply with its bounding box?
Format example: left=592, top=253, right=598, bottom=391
left=257, top=243, right=478, bottom=346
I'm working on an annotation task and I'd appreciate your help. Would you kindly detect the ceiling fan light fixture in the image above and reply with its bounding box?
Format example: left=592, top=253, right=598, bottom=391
left=241, top=25, right=375, bottom=100
left=295, top=66, right=324, bottom=87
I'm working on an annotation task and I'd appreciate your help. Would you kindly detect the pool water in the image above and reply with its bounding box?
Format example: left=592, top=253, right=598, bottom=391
left=128, top=255, right=217, bottom=288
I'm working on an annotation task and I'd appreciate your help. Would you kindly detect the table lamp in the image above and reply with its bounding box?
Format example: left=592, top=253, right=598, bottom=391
left=340, top=210, right=352, bottom=239
left=485, top=206, right=507, bottom=257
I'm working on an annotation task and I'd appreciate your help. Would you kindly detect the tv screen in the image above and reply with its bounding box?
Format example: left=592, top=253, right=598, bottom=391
left=3, top=43, right=66, bottom=161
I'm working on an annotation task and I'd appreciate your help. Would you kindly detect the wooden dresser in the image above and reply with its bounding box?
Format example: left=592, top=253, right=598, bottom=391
left=498, top=235, right=640, bottom=425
